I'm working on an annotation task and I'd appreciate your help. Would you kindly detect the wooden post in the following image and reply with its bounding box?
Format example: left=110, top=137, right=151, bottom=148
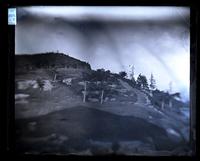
left=83, top=81, right=87, bottom=103
left=169, top=100, right=172, bottom=108
left=101, top=90, right=104, bottom=104
left=53, top=74, right=57, bottom=82
left=161, top=100, right=164, bottom=110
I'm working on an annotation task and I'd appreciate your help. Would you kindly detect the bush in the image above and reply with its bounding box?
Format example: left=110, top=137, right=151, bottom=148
left=119, top=71, right=127, bottom=78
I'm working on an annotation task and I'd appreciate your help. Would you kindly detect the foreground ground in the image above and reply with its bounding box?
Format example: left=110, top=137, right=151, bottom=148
left=15, top=103, right=190, bottom=155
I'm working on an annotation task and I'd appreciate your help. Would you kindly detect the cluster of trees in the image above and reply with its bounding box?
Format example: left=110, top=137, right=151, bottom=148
left=119, top=70, right=156, bottom=91
left=90, top=67, right=157, bottom=92
left=81, top=67, right=182, bottom=107
left=84, top=68, right=111, bottom=82
left=118, top=70, right=183, bottom=108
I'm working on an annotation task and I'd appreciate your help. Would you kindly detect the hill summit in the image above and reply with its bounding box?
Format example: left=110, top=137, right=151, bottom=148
left=15, top=52, right=91, bottom=71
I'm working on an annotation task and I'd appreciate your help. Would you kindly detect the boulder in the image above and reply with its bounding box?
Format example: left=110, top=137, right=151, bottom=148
left=17, top=80, right=38, bottom=90
left=108, top=84, right=117, bottom=88
left=78, top=81, right=85, bottom=86
left=88, top=98, right=99, bottom=102
left=166, top=128, right=182, bottom=143
left=43, top=80, right=53, bottom=91
left=15, top=93, right=30, bottom=99
left=110, top=98, right=116, bottom=101
left=104, top=97, right=109, bottom=102
left=62, top=78, right=73, bottom=85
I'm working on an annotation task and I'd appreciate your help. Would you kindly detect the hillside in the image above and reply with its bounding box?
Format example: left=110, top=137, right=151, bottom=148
left=15, top=52, right=91, bottom=72
left=15, top=52, right=190, bottom=155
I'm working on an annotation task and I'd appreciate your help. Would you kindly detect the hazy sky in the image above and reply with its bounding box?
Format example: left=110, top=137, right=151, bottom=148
left=15, top=6, right=190, bottom=101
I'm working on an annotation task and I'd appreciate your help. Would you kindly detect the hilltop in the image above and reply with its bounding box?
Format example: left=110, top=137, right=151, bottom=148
left=15, top=52, right=91, bottom=71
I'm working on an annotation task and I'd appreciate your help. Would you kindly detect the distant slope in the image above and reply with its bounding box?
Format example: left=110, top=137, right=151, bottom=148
left=15, top=52, right=91, bottom=71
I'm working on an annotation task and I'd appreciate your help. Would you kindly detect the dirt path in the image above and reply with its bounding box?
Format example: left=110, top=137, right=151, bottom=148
left=118, top=79, right=150, bottom=105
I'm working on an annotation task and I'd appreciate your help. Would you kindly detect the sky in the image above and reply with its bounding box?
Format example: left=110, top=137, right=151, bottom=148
left=15, top=6, right=190, bottom=101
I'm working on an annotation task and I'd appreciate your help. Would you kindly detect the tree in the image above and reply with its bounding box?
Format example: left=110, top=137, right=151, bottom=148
left=129, top=65, right=136, bottom=85
left=149, top=73, right=156, bottom=90
left=136, top=74, right=142, bottom=88
left=105, top=70, right=111, bottom=75
left=131, top=77, right=136, bottom=86
left=129, top=65, right=135, bottom=79
left=136, top=74, right=149, bottom=90
left=90, top=69, right=107, bottom=104
left=171, top=92, right=181, bottom=98
left=119, top=71, right=127, bottom=78
left=92, top=69, right=106, bottom=81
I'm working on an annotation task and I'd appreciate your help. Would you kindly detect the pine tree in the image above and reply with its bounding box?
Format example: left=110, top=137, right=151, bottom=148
left=136, top=74, right=142, bottom=88
left=136, top=74, right=149, bottom=90
left=149, top=73, right=156, bottom=90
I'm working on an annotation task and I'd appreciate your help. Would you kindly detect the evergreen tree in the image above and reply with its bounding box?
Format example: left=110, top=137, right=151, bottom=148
left=136, top=74, right=149, bottom=90
left=136, top=74, right=142, bottom=88
left=149, top=73, right=156, bottom=90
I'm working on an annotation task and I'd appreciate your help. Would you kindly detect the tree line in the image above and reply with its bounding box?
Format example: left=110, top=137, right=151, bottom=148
left=119, top=71, right=156, bottom=91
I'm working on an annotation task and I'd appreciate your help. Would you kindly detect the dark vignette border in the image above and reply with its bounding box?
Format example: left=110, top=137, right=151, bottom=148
left=1, top=0, right=199, bottom=161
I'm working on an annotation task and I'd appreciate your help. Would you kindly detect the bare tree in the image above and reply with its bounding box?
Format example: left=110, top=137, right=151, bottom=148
left=169, top=81, right=173, bottom=94
left=149, top=73, right=156, bottom=90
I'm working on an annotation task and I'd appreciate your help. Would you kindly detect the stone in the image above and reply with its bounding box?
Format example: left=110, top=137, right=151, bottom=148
left=43, top=80, right=53, bottom=91
left=33, top=83, right=39, bottom=88
left=166, top=128, right=182, bottom=143
left=148, top=115, right=153, bottom=119
left=104, top=97, right=109, bottom=102
left=62, top=78, right=73, bottom=85
left=15, top=93, right=30, bottom=100
left=110, top=98, right=116, bottom=101
left=88, top=98, right=99, bottom=102
left=108, top=84, right=117, bottom=88
left=78, top=81, right=85, bottom=86
left=17, top=80, right=38, bottom=90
